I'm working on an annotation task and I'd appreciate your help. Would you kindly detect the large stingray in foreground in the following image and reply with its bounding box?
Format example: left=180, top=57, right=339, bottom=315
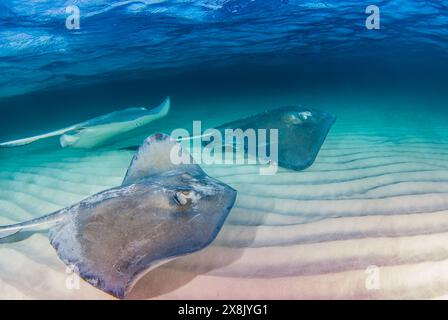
left=215, top=106, right=336, bottom=170
left=0, top=97, right=170, bottom=149
left=0, top=133, right=237, bottom=299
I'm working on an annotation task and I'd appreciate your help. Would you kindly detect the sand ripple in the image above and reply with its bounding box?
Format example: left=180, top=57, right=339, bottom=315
left=1, top=134, right=448, bottom=299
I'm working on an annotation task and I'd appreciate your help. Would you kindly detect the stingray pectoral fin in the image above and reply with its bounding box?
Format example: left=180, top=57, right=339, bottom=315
left=46, top=186, right=178, bottom=299
left=122, top=132, right=203, bottom=185
left=0, top=126, right=77, bottom=148
left=122, top=258, right=175, bottom=298
left=49, top=212, right=175, bottom=299
left=147, top=96, right=170, bottom=117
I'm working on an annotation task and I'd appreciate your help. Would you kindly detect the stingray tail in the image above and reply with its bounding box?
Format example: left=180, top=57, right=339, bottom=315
left=0, top=226, right=22, bottom=239
left=0, top=126, right=76, bottom=148
left=0, top=211, right=64, bottom=239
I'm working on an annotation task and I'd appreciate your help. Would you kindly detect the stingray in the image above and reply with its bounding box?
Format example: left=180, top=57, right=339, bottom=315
left=213, top=106, right=336, bottom=171
left=0, top=133, right=237, bottom=299
left=0, top=97, right=170, bottom=149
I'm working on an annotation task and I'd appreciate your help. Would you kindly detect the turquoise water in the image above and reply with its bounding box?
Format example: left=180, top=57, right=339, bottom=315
left=1, top=1, right=448, bottom=299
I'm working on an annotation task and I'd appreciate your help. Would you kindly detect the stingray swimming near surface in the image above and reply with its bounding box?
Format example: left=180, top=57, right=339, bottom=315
left=213, top=106, right=336, bottom=171
left=0, top=97, right=170, bottom=149
left=0, top=133, right=237, bottom=299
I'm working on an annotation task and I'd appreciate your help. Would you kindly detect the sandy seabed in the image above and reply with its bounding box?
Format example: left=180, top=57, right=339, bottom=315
left=2, top=104, right=448, bottom=299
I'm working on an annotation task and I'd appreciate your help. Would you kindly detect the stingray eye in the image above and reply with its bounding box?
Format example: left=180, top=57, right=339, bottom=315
left=298, top=111, right=312, bottom=121
left=282, top=112, right=301, bottom=124
left=174, top=190, right=197, bottom=206
left=181, top=173, right=192, bottom=180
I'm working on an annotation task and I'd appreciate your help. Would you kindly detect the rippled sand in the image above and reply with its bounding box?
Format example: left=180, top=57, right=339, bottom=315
left=2, top=112, right=448, bottom=299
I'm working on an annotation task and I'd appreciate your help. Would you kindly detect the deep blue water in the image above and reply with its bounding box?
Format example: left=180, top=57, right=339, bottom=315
left=1, top=1, right=447, bottom=96
left=0, top=1, right=447, bottom=141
